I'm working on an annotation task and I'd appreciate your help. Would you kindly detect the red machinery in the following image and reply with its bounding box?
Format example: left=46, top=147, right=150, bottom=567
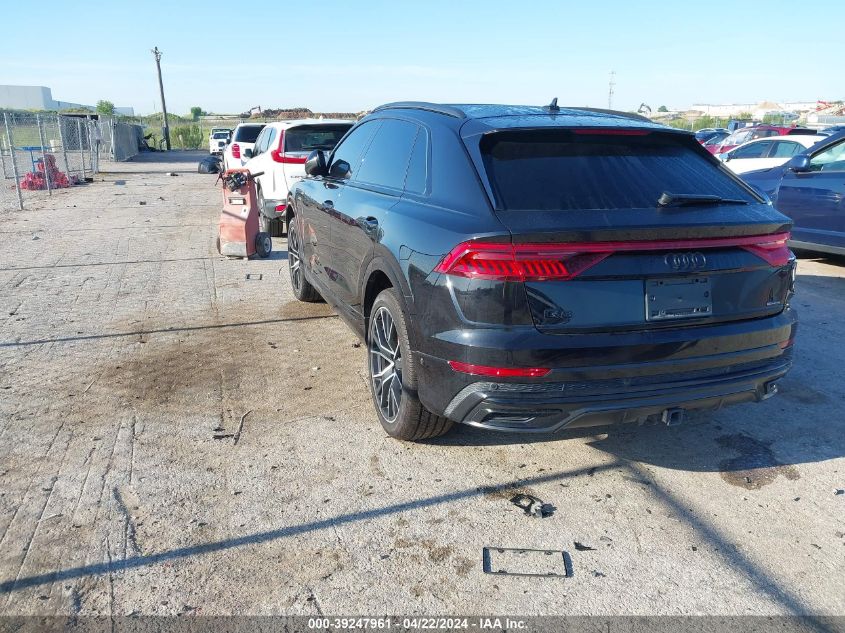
left=20, top=154, right=74, bottom=190
left=217, top=169, right=272, bottom=258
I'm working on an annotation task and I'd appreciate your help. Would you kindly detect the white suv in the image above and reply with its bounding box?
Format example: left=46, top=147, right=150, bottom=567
left=243, top=119, right=353, bottom=235
left=222, top=123, right=266, bottom=170
left=209, top=129, right=231, bottom=155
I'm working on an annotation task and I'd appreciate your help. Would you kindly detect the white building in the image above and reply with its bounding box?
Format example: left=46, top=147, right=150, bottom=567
left=0, top=85, right=134, bottom=115
left=690, top=101, right=822, bottom=119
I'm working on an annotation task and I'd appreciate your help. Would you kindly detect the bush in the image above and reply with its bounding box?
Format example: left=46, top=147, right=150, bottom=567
left=170, top=124, right=203, bottom=149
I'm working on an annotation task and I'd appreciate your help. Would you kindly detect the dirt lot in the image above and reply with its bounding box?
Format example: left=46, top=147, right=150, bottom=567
left=0, top=151, right=843, bottom=617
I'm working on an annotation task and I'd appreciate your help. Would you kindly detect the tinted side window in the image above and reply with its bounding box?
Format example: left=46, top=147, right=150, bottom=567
left=404, top=128, right=428, bottom=194
left=329, top=121, right=379, bottom=180
left=732, top=140, right=772, bottom=159
left=252, top=129, right=268, bottom=153
left=770, top=141, right=802, bottom=158
left=356, top=119, right=419, bottom=190
left=809, top=139, right=845, bottom=172
left=264, top=128, right=277, bottom=153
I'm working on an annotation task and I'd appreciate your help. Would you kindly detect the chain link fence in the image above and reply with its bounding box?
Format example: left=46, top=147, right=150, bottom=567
left=1, top=112, right=143, bottom=210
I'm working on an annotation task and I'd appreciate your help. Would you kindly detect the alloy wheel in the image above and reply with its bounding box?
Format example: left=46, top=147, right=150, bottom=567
left=288, top=224, right=303, bottom=292
left=369, top=306, right=403, bottom=424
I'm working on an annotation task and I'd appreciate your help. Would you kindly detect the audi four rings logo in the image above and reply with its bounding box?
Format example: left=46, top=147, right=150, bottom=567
left=665, top=252, right=707, bottom=269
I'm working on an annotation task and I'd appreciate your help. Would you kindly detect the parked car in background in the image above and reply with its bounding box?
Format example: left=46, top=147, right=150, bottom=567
left=702, top=131, right=730, bottom=153
left=694, top=128, right=729, bottom=144
left=727, top=119, right=757, bottom=132
left=222, top=123, right=265, bottom=170
left=242, top=119, right=353, bottom=236
left=742, top=131, right=845, bottom=256
left=720, top=134, right=825, bottom=175
left=208, top=130, right=231, bottom=155
left=286, top=101, right=796, bottom=441
left=712, top=125, right=817, bottom=156
left=818, top=125, right=845, bottom=136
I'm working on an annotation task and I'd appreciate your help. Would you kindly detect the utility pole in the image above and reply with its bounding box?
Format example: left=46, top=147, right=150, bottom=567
left=151, top=46, right=171, bottom=151
left=608, top=70, right=616, bottom=110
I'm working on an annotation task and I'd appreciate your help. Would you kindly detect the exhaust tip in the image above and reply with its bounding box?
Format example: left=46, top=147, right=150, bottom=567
left=662, top=408, right=686, bottom=426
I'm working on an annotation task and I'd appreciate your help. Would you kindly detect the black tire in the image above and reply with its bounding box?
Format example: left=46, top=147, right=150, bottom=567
left=287, top=217, right=321, bottom=302
left=255, top=232, right=272, bottom=258
left=257, top=188, right=270, bottom=233
left=257, top=188, right=285, bottom=237
left=367, top=288, right=454, bottom=441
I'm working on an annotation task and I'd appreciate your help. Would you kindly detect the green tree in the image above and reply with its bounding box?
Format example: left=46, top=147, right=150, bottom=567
left=96, top=100, right=115, bottom=116
left=737, top=111, right=754, bottom=120
left=658, top=105, right=668, bottom=112
left=190, top=106, right=207, bottom=121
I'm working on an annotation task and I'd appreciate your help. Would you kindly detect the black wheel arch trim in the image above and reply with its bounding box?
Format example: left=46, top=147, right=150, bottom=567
left=361, top=254, right=414, bottom=314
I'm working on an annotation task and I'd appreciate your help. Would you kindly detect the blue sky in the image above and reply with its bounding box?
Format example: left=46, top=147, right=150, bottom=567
left=1, top=0, right=842, bottom=115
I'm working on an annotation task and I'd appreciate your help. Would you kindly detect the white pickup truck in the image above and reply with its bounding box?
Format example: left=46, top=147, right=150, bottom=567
left=208, top=128, right=231, bottom=155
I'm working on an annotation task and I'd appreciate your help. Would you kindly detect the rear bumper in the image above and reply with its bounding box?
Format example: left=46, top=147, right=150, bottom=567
left=415, top=309, right=797, bottom=433
left=439, top=354, right=791, bottom=433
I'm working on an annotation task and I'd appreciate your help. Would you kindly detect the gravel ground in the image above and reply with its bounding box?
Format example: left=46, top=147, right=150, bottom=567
left=0, top=151, right=843, bottom=617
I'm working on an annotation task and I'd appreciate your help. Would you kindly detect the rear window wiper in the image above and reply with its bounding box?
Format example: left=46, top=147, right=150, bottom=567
left=658, top=192, right=749, bottom=208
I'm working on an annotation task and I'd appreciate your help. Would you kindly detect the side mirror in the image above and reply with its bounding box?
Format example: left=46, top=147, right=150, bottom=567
left=328, top=159, right=351, bottom=179
left=787, top=155, right=810, bottom=173
left=243, top=148, right=253, bottom=159
left=304, top=150, right=328, bottom=177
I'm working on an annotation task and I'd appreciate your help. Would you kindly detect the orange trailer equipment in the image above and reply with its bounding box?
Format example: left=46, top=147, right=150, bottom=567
left=217, top=169, right=272, bottom=258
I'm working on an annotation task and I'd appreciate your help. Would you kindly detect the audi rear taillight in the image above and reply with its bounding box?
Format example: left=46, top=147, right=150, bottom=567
left=435, top=233, right=792, bottom=282
left=231, top=143, right=240, bottom=159
left=739, top=234, right=791, bottom=267
left=434, top=242, right=612, bottom=282
left=270, top=130, right=308, bottom=164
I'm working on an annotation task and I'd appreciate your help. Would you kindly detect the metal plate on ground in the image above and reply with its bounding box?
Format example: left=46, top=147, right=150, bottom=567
left=645, top=276, right=711, bottom=321
left=482, top=547, right=573, bottom=578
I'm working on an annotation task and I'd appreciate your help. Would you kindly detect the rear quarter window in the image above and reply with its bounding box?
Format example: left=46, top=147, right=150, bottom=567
left=480, top=130, right=754, bottom=211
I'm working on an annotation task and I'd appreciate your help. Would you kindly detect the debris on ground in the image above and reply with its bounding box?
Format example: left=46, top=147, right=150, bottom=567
left=574, top=542, right=596, bottom=551
left=139, top=201, right=146, bottom=205
left=510, top=493, right=554, bottom=518
left=482, top=547, right=572, bottom=578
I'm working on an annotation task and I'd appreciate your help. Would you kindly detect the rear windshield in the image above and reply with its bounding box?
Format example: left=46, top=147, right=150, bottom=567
left=480, top=130, right=754, bottom=211
left=212, top=132, right=229, bottom=139
left=284, top=124, right=353, bottom=153
left=234, top=125, right=264, bottom=143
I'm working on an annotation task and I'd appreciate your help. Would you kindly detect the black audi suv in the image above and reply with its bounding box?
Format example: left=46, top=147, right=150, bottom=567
left=286, top=102, right=797, bottom=441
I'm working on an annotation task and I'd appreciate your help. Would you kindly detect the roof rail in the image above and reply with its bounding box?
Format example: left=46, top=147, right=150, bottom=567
left=372, top=101, right=466, bottom=119
left=574, top=107, right=652, bottom=123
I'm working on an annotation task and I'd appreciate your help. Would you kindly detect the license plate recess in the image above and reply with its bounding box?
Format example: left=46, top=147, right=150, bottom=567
left=645, top=277, right=711, bottom=321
